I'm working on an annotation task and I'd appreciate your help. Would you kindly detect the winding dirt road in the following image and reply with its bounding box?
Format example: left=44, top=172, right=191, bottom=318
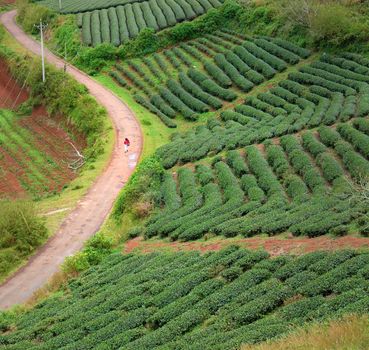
left=0, top=10, right=142, bottom=309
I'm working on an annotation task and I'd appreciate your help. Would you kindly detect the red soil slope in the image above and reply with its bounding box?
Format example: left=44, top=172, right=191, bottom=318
left=0, top=59, right=28, bottom=109
left=0, top=60, right=83, bottom=198
left=125, top=236, right=369, bottom=256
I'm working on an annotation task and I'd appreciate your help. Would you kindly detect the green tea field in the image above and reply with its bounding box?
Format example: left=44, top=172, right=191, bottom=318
left=1, top=1, right=369, bottom=349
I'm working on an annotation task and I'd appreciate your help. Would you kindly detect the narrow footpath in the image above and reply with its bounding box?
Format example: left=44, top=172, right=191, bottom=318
left=0, top=10, right=143, bottom=309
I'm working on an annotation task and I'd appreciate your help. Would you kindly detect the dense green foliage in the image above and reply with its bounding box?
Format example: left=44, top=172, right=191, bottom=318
left=110, top=30, right=309, bottom=126
left=78, top=0, right=223, bottom=46
left=1, top=247, right=368, bottom=349
left=157, top=51, right=369, bottom=163
left=144, top=125, right=369, bottom=240
left=0, top=201, right=47, bottom=280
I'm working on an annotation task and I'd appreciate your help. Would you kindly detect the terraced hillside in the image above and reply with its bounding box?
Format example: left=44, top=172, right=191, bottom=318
left=38, top=0, right=224, bottom=46
left=143, top=119, right=369, bottom=240
left=109, top=31, right=311, bottom=126
left=0, top=109, right=79, bottom=198
left=77, top=0, right=223, bottom=46
left=1, top=248, right=368, bottom=349
left=156, top=51, right=369, bottom=162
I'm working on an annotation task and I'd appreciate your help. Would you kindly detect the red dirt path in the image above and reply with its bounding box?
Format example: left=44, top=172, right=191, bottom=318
left=124, top=236, right=369, bottom=256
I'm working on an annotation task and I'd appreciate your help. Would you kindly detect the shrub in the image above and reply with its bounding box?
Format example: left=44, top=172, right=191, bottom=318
left=149, top=0, right=168, bottom=29
left=113, top=155, right=164, bottom=219
left=125, top=4, right=139, bottom=38
left=337, top=123, right=369, bottom=159
left=141, top=2, right=159, bottom=31
left=108, top=8, right=120, bottom=46
left=157, top=0, right=177, bottom=26
left=135, top=94, right=177, bottom=128
left=0, top=201, right=47, bottom=254
left=178, top=72, right=223, bottom=109
left=99, top=9, right=111, bottom=44
left=204, top=61, right=232, bottom=88
left=243, top=40, right=288, bottom=71
left=269, top=37, right=311, bottom=59
left=116, top=6, right=130, bottom=42
left=159, top=87, right=198, bottom=120
left=188, top=69, right=237, bottom=101
left=82, top=12, right=92, bottom=46
left=91, top=10, right=102, bottom=46
left=167, top=79, right=210, bottom=113
left=177, top=0, right=197, bottom=20
left=214, top=54, right=254, bottom=92
left=254, top=38, right=300, bottom=65
left=17, top=1, right=55, bottom=34
left=166, top=0, right=186, bottom=21
left=132, top=2, right=147, bottom=31
left=150, top=94, right=177, bottom=118
left=234, top=45, right=276, bottom=79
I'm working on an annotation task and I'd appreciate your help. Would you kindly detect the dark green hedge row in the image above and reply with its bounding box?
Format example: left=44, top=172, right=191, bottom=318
left=178, top=72, right=223, bottom=109
left=234, top=45, right=276, bottom=79
left=244, top=40, right=287, bottom=71
left=319, top=126, right=369, bottom=180
left=337, top=123, right=369, bottom=159
left=159, top=87, right=198, bottom=120
left=134, top=94, right=177, bottom=127
left=214, top=54, right=254, bottom=92
left=266, top=37, right=311, bottom=59
left=188, top=69, right=237, bottom=101
left=254, top=38, right=300, bottom=65
left=81, top=12, right=92, bottom=46
left=150, top=94, right=177, bottom=118
left=167, top=79, right=210, bottom=113
left=115, top=63, right=152, bottom=94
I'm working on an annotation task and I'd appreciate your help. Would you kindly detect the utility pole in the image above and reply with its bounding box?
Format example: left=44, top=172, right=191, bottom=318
left=59, top=0, right=62, bottom=11
left=35, top=20, right=48, bottom=83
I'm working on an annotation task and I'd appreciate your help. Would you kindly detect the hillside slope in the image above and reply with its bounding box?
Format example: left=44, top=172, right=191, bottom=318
left=0, top=10, right=142, bottom=308
left=1, top=247, right=368, bottom=350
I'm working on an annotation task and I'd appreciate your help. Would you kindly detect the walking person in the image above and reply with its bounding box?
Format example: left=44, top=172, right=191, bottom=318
left=124, top=137, right=130, bottom=153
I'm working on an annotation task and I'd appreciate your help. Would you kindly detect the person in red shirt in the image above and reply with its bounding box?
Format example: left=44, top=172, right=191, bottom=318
left=124, top=137, right=130, bottom=153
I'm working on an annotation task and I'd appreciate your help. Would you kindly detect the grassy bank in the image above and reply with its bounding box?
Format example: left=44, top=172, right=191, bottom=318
left=242, top=314, right=369, bottom=350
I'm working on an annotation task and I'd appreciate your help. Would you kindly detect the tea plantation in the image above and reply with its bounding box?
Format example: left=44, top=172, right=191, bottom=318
left=1, top=247, right=368, bottom=349
left=155, top=50, right=369, bottom=157
left=142, top=119, right=369, bottom=240
left=3, top=1, right=369, bottom=348
left=110, top=31, right=311, bottom=126
left=77, top=0, right=224, bottom=46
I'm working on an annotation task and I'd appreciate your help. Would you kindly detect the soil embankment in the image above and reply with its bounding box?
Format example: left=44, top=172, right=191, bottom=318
left=0, top=60, right=82, bottom=198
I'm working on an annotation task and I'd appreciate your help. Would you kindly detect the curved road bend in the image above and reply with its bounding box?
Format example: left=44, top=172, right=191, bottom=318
left=0, top=10, right=143, bottom=309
